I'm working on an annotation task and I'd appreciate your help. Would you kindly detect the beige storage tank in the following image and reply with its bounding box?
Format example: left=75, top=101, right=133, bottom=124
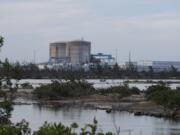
left=49, top=40, right=91, bottom=65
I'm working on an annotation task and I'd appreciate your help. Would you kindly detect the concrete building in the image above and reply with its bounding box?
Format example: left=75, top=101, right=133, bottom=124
left=151, top=61, right=180, bottom=72
left=125, top=60, right=180, bottom=72
left=49, top=40, right=91, bottom=65
left=91, top=53, right=115, bottom=66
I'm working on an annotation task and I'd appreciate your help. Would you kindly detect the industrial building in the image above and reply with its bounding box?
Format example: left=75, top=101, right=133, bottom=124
left=91, top=53, right=115, bottom=66
left=151, top=61, right=180, bottom=72
left=125, top=60, right=180, bottom=72
left=49, top=40, right=91, bottom=65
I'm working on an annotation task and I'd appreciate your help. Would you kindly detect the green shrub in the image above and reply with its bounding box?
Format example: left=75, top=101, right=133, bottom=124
left=145, top=84, right=180, bottom=109
left=145, top=84, right=170, bottom=99
left=0, top=126, right=22, bottom=135
left=34, top=122, right=72, bottom=135
left=34, top=118, right=113, bottom=135
left=0, top=119, right=31, bottom=135
left=34, top=80, right=95, bottom=99
left=0, top=100, right=13, bottom=124
left=99, top=84, right=140, bottom=98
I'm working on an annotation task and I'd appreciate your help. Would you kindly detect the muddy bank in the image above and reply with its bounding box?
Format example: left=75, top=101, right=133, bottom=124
left=37, top=102, right=180, bottom=119
left=13, top=93, right=180, bottom=119
left=35, top=101, right=180, bottom=119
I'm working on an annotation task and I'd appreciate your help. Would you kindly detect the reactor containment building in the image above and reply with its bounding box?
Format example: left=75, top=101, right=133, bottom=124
left=49, top=40, right=91, bottom=65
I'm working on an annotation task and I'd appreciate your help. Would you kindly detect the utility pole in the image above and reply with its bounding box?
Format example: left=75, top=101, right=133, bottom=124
left=128, top=51, right=132, bottom=68
left=33, top=50, right=36, bottom=64
left=115, top=49, right=118, bottom=63
left=129, top=51, right=131, bottom=64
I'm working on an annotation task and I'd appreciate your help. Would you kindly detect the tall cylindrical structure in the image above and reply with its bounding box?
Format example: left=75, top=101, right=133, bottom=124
left=67, top=40, right=91, bottom=65
left=49, top=40, right=91, bottom=65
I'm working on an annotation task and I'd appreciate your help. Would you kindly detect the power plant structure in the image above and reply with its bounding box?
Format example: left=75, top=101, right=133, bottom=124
left=49, top=40, right=91, bottom=65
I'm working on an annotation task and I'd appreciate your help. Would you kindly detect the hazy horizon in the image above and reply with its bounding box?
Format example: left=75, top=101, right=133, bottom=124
left=0, top=0, right=180, bottom=63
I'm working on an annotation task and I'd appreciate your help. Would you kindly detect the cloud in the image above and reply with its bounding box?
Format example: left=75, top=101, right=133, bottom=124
left=0, top=0, right=180, bottom=62
left=1, top=0, right=179, bottom=35
left=112, top=14, right=180, bottom=30
left=0, top=0, right=89, bottom=34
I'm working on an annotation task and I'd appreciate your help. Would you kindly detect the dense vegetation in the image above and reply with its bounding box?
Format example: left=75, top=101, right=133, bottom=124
left=98, top=84, right=140, bottom=98
left=0, top=59, right=22, bottom=90
left=34, top=80, right=95, bottom=99
left=33, top=79, right=140, bottom=100
left=0, top=118, right=113, bottom=135
left=14, top=63, right=180, bottom=79
left=0, top=60, right=179, bottom=80
left=0, top=91, right=13, bottom=125
left=34, top=118, right=113, bottom=135
left=0, top=36, right=14, bottom=125
left=145, top=84, right=180, bottom=110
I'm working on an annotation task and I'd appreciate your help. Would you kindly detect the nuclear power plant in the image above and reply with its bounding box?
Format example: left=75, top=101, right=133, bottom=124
left=44, top=39, right=180, bottom=72
left=49, top=40, right=91, bottom=65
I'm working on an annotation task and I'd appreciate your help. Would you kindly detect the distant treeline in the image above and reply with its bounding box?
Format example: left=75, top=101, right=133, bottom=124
left=1, top=61, right=180, bottom=79
left=0, top=59, right=180, bottom=79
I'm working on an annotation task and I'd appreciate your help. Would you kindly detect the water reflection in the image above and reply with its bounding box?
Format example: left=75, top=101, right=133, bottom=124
left=11, top=105, right=180, bottom=135
left=33, top=105, right=85, bottom=119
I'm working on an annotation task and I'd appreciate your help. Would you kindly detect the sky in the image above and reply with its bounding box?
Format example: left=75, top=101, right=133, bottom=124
left=0, top=0, right=180, bottom=63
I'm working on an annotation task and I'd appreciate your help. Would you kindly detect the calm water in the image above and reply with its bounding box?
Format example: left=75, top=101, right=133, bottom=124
left=11, top=105, right=180, bottom=135
left=11, top=79, right=180, bottom=134
left=17, top=79, right=180, bottom=90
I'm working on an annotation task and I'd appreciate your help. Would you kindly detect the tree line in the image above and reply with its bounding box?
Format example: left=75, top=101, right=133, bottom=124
left=0, top=62, right=179, bottom=80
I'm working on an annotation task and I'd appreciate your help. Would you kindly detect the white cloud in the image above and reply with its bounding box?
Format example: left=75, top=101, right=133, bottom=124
left=99, top=12, right=180, bottom=30
left=0, top=0, right=180, bottom=62
left=0, top=0, right=89, bottom=30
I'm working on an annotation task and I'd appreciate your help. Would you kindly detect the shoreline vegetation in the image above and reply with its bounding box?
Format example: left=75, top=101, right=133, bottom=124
left=0, top=118, right=114, bottom=135
left=10, top=79, right=180, bottom=119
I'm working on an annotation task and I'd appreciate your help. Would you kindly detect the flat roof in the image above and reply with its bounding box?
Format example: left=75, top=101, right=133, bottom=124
left=50, top=40, right=91, bottom=45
